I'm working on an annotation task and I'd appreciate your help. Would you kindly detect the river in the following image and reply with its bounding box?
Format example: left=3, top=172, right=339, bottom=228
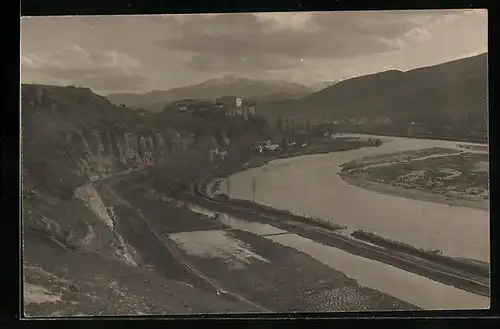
left=224, top=134, right=490, bottom=264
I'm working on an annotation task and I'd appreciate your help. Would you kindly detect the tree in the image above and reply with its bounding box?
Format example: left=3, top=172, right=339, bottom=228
left=276, top=115, right=284, bottom=132
left=164, top=104, right=179, bottom=113
left=305, top=118, right=311, bottom=133
left=256, top=117, right=269, bottom=137
left=281, top=136, right=288, bottom=148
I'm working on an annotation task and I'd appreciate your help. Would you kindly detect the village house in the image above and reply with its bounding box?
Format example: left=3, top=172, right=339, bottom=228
left=209, top=147, right=228, bottom=162
left=251, top=140, right=281, bottom=154
left=407, top=122, right=428, bottom=135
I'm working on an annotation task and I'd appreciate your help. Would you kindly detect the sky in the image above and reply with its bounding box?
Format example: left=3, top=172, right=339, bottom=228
left=21, top=10, right=488, bottom=95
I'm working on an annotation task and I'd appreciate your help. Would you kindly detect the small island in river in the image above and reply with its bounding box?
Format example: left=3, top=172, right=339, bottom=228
left=339, top=146, right=489, bottom=211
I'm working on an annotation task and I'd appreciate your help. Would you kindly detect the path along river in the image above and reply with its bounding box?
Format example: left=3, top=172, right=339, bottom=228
left=223, top=134, right=490, bottom=264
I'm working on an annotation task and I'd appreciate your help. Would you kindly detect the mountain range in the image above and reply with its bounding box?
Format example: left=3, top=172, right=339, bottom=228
left=257, top=53, right=488, bottom=125
left=107, top=75, right=314, bottom=112
left=108, top=53, right=487, bottom=127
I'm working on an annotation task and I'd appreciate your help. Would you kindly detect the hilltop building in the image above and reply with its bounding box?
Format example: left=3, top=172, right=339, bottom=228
left=215, top=96, right=257, bottom=118
left=170, top=96, right=258, bottom=118
left=216, top=96, right=241, bottom=108
left=241, top=102, right=257, bottom=119
left=172, top=97, right=252, bottom=117
left=172, top=99, right=214, bottom=113
left=215, top=96, right=241, bottom=116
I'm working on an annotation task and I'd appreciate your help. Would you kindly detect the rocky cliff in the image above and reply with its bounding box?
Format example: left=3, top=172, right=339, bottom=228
left=21, top=84, right=259, bottom=316
left=23, top=85, right=190, bottom=246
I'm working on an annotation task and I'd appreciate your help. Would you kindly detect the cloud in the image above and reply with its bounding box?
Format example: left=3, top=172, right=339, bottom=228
left=20, top=10, right=487, bottom=90
left=404, top=27, right=432, bottom=42
left=21, top=44, right=147, bottom=91
left=162, top=12, right=409, bottom=59
left=186, top=53, right=304, bottom=72
left=254, top=12, right=316, bottom=31
left=157, top=10, right=474, bottom=75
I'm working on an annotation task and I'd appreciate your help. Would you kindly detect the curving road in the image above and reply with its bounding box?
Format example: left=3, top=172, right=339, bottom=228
left=98, top=177, right=272, bottom=313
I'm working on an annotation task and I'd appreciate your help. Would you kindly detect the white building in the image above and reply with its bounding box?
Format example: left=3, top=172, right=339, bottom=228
left=209, top=148, right=228, bottom=162
left=253, top=140, right=281, bottom=153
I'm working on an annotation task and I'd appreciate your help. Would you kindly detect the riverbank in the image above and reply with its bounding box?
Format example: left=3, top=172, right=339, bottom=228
left=186, top=145, right=490, bottom=291
left=197, top=134, right=489, bottom=263
left=151, top=137, right=490, bottom=307
left=340, top=130, right=488, bottom=144
left=339, top=172, right=489, bottom=211
left=205, top=139, right=380, bottom=197
left=182, top=186, right=489, bottom=299
left=208, top=142, right=488, bottom=212
left=190, top=175, right=490, bottom=285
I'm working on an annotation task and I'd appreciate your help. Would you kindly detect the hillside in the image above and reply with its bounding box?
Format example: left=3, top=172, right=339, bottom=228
left=107, top=75, right=313, bottom=112
left=259, top=53, right=488, bottom=134
left=21, top=84, right=266, bottom=316
left=309, top=80, right=341, bottom=92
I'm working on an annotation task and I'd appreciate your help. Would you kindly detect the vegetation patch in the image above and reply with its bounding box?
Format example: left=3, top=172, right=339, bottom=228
left=351, top=230, right=489, bottom=278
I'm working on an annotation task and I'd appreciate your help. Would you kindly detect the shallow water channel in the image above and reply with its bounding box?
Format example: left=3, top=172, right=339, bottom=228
left=186, top=203, right=489, bottom=310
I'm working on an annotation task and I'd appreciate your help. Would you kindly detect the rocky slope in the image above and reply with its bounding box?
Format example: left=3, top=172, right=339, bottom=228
left=21, top=84, right=261, bottom=316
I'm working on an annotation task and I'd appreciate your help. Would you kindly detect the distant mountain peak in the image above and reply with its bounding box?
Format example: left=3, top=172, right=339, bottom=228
left=198, top=74, right=248, bottom=87
left=219, top=74, right=239, bottom=81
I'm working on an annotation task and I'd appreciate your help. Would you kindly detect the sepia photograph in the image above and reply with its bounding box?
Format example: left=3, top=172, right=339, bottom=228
left=20, top=9, right=489, bottom=317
